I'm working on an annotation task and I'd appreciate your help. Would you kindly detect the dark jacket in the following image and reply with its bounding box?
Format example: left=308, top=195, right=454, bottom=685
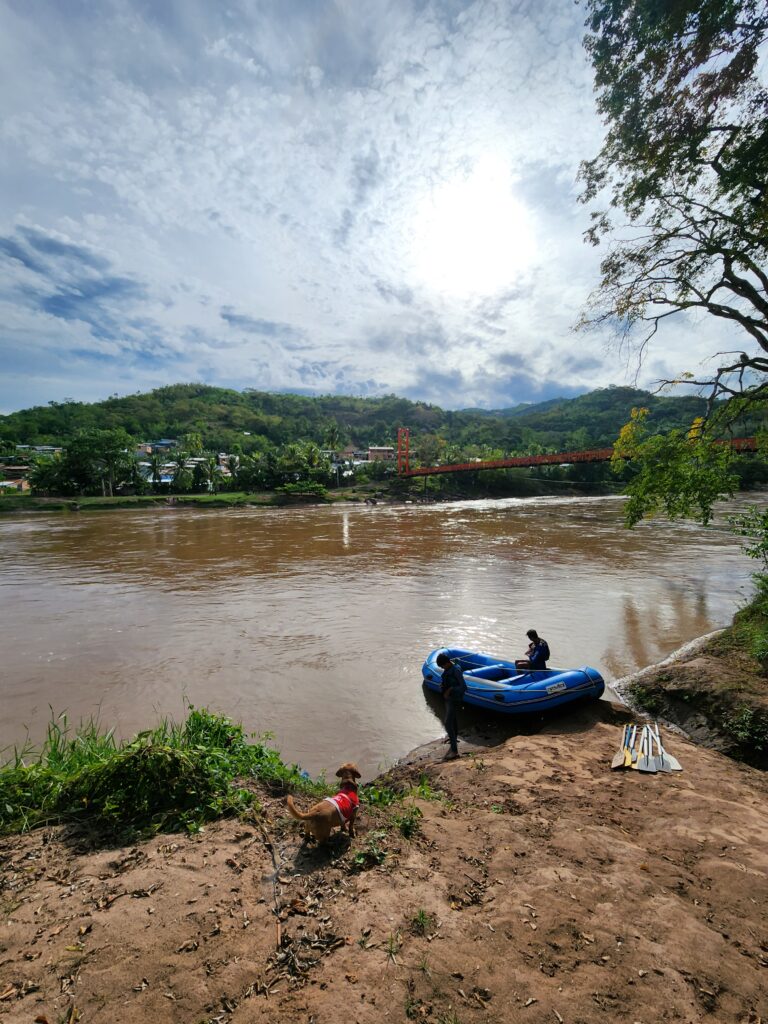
left=441, top=662, right=466, bottom=704
left=529, top=639, right=549, bottom=669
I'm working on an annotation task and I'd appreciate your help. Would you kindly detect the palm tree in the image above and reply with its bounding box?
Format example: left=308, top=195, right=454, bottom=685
left=324, top=422, right=341, bottom=453
left=147, top=452, right=164, bottom=492
left=203, top=455, right=219, bottom=493
left=170, top=451, right=190, bottom=493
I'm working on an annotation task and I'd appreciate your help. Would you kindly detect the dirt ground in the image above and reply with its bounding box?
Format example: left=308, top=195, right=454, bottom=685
left=1, top=700, right=767, bottom=1024
left=613, top=630, right=768, bottom=770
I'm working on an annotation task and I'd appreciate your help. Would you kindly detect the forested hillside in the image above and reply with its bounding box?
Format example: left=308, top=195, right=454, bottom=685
left=0, top=382, right=744, bottom=454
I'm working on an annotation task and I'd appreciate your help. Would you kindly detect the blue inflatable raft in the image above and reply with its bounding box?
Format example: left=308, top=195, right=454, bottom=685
left=422, top=648, right=605, bottom=714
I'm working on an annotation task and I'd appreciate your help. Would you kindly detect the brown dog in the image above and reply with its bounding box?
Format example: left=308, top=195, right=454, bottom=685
left=286, top=762, right=361, bottom=842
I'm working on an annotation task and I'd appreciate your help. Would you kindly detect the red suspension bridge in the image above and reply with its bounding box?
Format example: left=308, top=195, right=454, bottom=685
left=395, top=428, right=758, bottom=477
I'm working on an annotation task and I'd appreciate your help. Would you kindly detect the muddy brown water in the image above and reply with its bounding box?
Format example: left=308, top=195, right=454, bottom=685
left=0, top=496, right=758, bottom=778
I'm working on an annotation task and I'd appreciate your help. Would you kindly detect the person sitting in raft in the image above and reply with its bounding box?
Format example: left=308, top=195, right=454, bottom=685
left=515, top=629, right=550, bottom=670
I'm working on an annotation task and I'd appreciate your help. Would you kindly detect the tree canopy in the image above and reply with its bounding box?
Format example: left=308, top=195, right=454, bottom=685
left=579, top=0, right=768, bottom=420
left=0, top=382, right=718, bottom=454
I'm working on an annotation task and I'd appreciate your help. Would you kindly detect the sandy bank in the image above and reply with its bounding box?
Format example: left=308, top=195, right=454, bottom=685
left=2, top=698, right=766, bottom=1024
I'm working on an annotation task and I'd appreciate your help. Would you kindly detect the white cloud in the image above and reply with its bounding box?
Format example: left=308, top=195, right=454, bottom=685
left=0, top=0, right=725, bottom=413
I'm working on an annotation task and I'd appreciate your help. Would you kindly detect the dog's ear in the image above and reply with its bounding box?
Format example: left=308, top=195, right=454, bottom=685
left=336, top=761, right=361, bottom=780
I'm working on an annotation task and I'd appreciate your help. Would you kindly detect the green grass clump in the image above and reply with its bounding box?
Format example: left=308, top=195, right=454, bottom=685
left=359, top=781, right=399, bottom=806
left=351, top=829, right=388, bottom=870
left=409, top=908, right=436, bottom=936
left=0, top=706, right=321, bottom=838
left=392, top=804, right=423, bottom=839
left=723, top=704, right=768, bottom=754
left=626, top=683, right=666, bottom=714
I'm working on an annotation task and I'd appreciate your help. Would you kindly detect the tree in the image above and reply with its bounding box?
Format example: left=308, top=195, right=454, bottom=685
left=416, top=434, right=446, bottom=467
left=147, top=452, right=165, bottom=492
left=611, top=407, right=738, bottom=524
left=61, top=428, right=135, bottom=496
left=579, top=0, right=768, bottom=421
left=170, top=451, right=192, bottom=493
left=182, top=432, right=204, bottom=456
left=28, top=454, right=67, bottom=496
left=323, top=421, right=341, bottom=451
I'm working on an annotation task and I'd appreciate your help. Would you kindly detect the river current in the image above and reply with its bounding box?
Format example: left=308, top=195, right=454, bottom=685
left=0, top=496, right=758, bottom=777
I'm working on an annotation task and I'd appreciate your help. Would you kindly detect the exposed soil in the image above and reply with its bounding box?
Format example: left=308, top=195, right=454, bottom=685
left=2, top=699, right=766, bottom=1024
left=614, top=631, right=768, bottom=770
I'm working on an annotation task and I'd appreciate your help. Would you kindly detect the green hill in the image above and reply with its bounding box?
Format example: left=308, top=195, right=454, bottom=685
left=0, top=382, right=732, bottom=454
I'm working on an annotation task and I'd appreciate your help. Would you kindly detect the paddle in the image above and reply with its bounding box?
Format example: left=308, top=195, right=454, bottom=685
left=612, top=724, right=628, bottom=770
left=638, top=725, right=657, bottom=773
left=628, top=724, right=640, bottom=769
left=651, top=722, right=672, bottom=772
left=623, top=724, right=635, bottom=768
left=653, top=721, right=682, bottom=772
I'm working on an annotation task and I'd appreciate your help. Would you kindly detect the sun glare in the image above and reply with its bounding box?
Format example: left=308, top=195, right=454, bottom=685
left=410, top=154, right=536, bottom=298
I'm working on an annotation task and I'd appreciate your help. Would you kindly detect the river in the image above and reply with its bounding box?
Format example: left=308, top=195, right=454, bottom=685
left=0, top=495, right=758, bottom=777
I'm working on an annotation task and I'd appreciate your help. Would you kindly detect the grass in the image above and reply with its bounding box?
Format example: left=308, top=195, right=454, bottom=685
left=359, top=781, right=400, bottom=806
left=0, top=492, right=277, bottom=514
left=0, top=706, right=323, bottom=838
left=409, top=908, right=436, bottom=936
left=385, top=930, right=402, bottom=963
left=723, top=704, right=768, bottom=754
left=729, top=585, right=768, bottom=667
left=392, top=804, right=423, bottom=839
left=626, top=683, right=666, bottom=715
left=351, top=828, right=388, bottom=869
left=408, top=772, right=442, bottom=801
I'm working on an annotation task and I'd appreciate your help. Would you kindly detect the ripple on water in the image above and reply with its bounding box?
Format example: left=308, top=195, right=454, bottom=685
left=0, top=497, right=761, bottom=775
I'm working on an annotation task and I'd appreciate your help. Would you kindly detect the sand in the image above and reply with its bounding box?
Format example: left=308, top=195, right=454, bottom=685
left=1, top=700, right=767, bottom=1024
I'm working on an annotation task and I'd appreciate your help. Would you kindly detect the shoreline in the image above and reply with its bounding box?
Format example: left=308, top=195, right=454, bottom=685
left=610, top=629, right=727, bottom=702
left=0, top=480, right=621, bottom=515
left=2, top=696, right=766, bottom=1023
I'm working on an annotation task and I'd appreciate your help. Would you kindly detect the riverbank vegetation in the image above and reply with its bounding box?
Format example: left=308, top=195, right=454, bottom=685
left=624, top=593, right=768, bottom=769
left=0, top=707, right=326, bottom=838
left=0, top=706, right=434, bottom=841
left=0, top=383, right=728, bottom=455
left=3, top=382, right=768, bottom=507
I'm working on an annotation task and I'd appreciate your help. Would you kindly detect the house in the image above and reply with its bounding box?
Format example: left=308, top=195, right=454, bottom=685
left=0, top=473, right=31, bottom=493
left=367, top=446, right=396, bottom=462
left=142, top=438, right=178, bottom=452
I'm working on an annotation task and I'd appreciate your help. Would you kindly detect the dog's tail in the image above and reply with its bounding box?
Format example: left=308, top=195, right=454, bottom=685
left=286, top=795, right=312, bottom=821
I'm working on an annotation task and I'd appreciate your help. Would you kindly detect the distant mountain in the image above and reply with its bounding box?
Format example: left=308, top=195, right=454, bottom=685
left=490, top=398, right=567, bottom=419
left=0, top=382, right=743, bottom=454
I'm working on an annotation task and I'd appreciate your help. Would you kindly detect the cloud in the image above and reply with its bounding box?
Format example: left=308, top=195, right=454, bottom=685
left=0, top=224, right=149, bottom=342
left=220, top=307, right=307, bottom=348
left=0, top=0, right=729, bottom=414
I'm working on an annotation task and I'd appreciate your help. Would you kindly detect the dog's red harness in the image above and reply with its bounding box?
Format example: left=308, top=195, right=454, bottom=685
left=323, top=782, right=359, bottom=824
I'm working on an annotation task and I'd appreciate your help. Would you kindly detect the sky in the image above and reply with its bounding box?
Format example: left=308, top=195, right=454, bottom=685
left=0, top=0, right=728, bottom=413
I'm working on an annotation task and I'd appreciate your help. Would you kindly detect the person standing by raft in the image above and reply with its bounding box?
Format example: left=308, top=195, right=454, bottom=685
left=436, top=652, right=466, bottom=760
left=515, top=629, right=550, bottom=670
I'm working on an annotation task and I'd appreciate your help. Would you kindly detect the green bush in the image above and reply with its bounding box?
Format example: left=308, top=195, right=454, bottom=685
left=626, top=684, right=665, bottom=714
left=392, top=804, right=423, bottom=839
left=723, top=705, right=768, bottom=753
left=359, top=782, right=399, bottom=806
left=0, top=707, right=321, bottom=838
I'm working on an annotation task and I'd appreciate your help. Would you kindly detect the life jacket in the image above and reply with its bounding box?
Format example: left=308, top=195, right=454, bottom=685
left=324, top=782, right=359, bottom=823
left=530, top=639, right=550, bottom=668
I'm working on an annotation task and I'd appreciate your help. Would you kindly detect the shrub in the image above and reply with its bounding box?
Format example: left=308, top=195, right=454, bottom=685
left=0, top=707, right=321, bottom=838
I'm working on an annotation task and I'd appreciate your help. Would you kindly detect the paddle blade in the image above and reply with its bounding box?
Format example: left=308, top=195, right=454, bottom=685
left=653, top=721, right=682, bottom=771
left=611, top=726, right=629, bottom=769
left=637, top=726, right=657, bottom=773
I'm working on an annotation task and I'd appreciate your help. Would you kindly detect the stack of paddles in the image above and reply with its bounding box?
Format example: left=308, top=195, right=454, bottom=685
left=610, top=722, right=682, bottom=773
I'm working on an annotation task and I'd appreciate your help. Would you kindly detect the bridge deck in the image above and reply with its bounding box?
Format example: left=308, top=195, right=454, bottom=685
left=400, top=437, right=757, bottom=477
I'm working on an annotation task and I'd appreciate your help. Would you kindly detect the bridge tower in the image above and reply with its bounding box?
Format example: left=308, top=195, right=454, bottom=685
left=397, top=427, right=410, bottom=475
